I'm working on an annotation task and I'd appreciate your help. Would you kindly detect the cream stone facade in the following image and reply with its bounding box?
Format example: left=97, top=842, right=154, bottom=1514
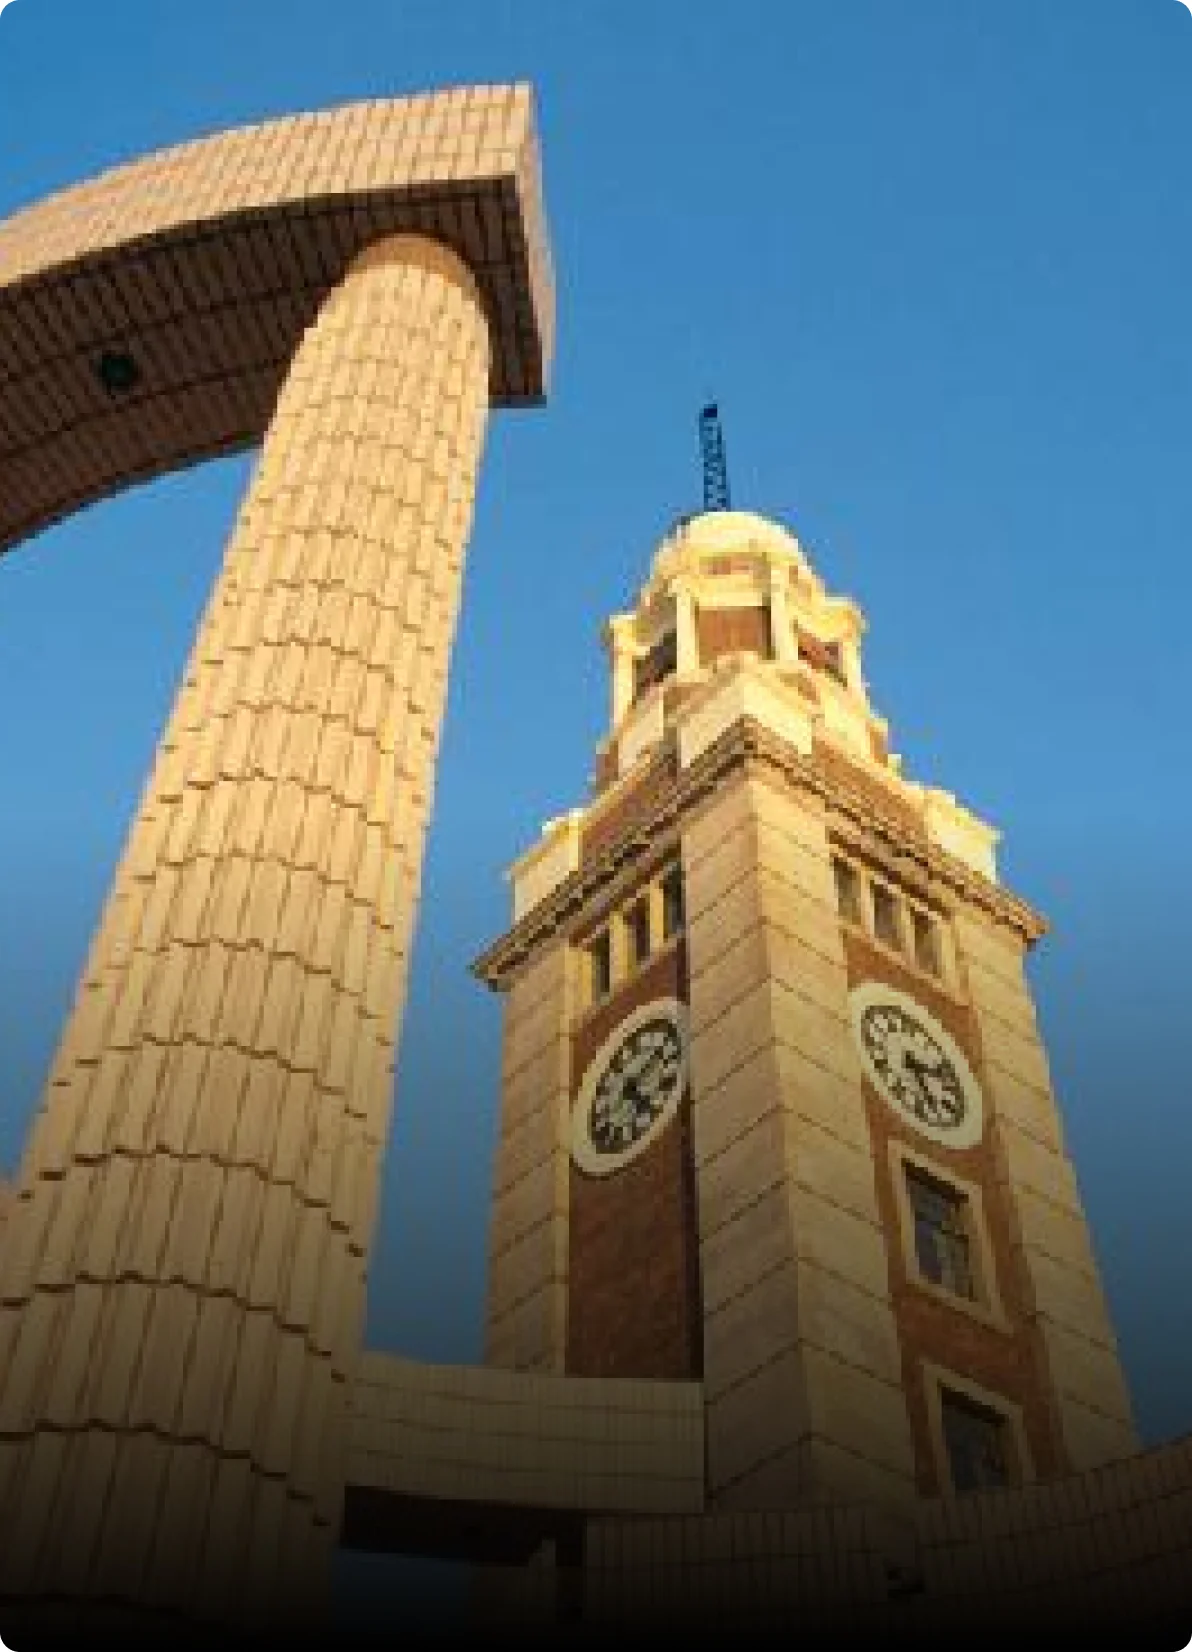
left=471, top=504, right=1179, bottom=1633
left=683, top=772, right=919, bottom=1510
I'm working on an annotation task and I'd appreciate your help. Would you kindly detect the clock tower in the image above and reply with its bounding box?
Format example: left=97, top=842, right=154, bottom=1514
left=473, top=508, right=1136, bottom=1512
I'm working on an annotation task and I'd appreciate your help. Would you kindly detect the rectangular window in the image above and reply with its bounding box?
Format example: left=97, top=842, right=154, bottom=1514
left=822, top=639, right=846, bottom=684
left=797, top=632, right=846, bottom=684
left=625, top=897, right=651, bottom=968
left=698, top=605, right=772, bottom=663
left=871, top=882, right=903, bottom=951
left=907, top=1168, right=974, bottom=1300
left=912, top=909, right=942, bottom=977
left=940, top=1388, right=1013, bottom=1493
left=633, top=630, right=677, bottom=699
left=660, top=864, right=685, bottom=939
left=832, top=857, right=863, bottom=925
left=587, top=930, right=612, bottom=1003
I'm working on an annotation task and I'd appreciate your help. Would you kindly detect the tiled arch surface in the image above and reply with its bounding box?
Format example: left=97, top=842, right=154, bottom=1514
left=0, top=83, right=552, bottom=555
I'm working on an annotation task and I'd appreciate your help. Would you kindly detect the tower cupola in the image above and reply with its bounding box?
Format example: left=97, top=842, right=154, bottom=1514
left=598, top=508, right=882, bottom=786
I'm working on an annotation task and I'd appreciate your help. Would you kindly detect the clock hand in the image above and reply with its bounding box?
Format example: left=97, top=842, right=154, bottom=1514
left=904, top=1049, right=946, bottom=1082
left=625, top=1041, right=668, bottom=1088
left=908, top=1047, right=956, bottom=1090
left=635, top=1047, right=664, bottom=1081
left=899, top=1045, right=931, bottom=1082
left=638, top=1046, right=678, bottom=1097
left=903, top=1050, right=960, bottom=1122
left=616, top=1043, right=651, bottom=1082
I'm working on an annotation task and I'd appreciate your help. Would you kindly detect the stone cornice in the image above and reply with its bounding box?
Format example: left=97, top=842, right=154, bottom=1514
left=472, top=719, right=1047, bottom=991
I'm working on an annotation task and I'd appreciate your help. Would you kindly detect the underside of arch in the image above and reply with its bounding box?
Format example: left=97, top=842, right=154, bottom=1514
left=0, top=84, right=554, bottom=556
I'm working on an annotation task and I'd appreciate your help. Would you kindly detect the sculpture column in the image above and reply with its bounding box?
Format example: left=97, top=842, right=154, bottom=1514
left=0, top=234, right=491, bottom=1630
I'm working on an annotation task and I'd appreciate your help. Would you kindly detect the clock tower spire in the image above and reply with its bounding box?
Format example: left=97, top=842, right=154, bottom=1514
left=475, top=507, right=1136, bottom=1510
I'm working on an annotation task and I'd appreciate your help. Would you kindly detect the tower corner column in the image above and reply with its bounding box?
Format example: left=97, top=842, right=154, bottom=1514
left=682, top=768, right=917, bottom=1512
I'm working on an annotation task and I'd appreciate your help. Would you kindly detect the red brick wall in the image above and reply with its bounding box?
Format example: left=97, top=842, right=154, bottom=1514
left=696, top=605, right=771, bottom=666
left=566, top=940, right=702, bottom=1379
left=814, top=740, right=927, bottom=839
left=842, top=929, right=1066, bottom=1492
left=581, top=752, right=679, bottom=863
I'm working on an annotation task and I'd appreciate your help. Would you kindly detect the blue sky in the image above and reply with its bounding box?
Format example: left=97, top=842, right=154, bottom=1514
left=0, top=0, right=1189, bottom=1527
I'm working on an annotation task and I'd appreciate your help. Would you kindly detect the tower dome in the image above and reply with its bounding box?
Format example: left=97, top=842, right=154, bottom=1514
left=647, top=509, right=813, bottom=590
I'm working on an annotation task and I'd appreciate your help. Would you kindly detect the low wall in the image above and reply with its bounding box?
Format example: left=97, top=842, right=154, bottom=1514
left=585, top=1433, right=1192, bottom=1637
left=346, top=1351, right=704, bottom=1518
left=341, top=1352, right=1189, bottom=1635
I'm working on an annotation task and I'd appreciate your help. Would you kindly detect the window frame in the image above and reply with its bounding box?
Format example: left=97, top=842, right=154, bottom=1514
left=911, top=907, right=943, bottom=978
left=832, top=855, right=863, bottom=926
left=889, top=1142, right=1007, bottom=1331
left=577, top=858, right=686, bottom=1015
left=625, top=894, right=651, bottom=969
left=923, top=1362, right=1033, bottom=1498
left=585, top=927, right=613, bottom=1005
left=905, top=1164, right=976, bottom=1301
left=870, top=879, right=906, bottom=953
left=659, top=861, right=685, bottom=942
left=829, top=848, right=954, bottom=989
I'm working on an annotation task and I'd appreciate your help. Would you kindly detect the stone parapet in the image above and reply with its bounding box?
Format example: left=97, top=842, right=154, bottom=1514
left=346, top=1352, right=705, bottom=1516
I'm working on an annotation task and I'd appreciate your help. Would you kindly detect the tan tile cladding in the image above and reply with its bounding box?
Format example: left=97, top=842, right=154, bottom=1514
left=585, top=1501, right=896, bottom=1630
left=582, top=1435, right=1192, bottom=1634
left=0, top=233, right=492, bottom=1631
left=683, top=772, right=917, bottom=1511
left=345, top=1351, right=705, bottom=1515
left=0, top=84, right=553, bottom=556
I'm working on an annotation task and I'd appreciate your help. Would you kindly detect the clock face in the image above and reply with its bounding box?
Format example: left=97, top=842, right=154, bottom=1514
left=849, top=983, right=984, bottom=1149
left=571, top=1000, right=689, bottom=1177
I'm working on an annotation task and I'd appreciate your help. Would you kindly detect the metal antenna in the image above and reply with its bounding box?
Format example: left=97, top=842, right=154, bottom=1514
left=699, top=402, right=731, bottom=511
